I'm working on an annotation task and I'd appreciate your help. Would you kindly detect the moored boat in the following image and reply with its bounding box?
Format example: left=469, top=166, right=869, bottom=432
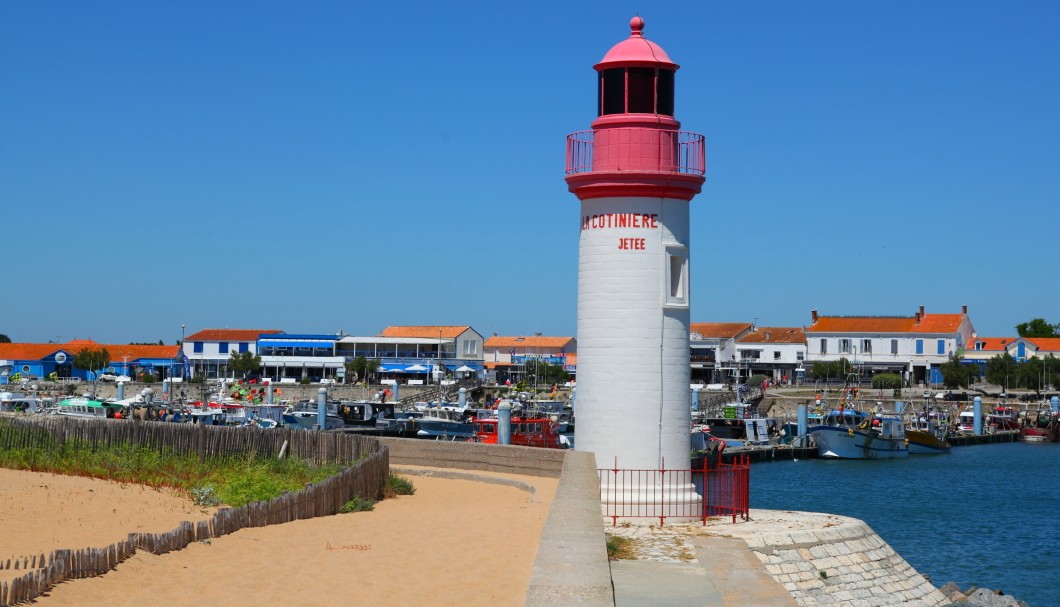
left=0, top=391, right=45, bottom=413
left=809, top=408, right=909, bottom=459
left=53, top=397, right=124, bottom=419
left=282, top=399, right=345, bottom=430
left=471, top=415, right=567, bottom=449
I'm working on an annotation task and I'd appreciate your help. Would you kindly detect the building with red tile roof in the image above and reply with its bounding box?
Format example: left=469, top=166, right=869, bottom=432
left=483, top=335, right=577, bottom=380
left=805, top=305, right=976, bottom=385
left=1, top=340, right=183, bottom=385
left=182, top=329, right=284, bottom=380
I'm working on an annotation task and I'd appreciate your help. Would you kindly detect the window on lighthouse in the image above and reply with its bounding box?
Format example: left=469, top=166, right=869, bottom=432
left=665, top=247, right=688, bottom=307
left=598, top=67, right=675, bottom=116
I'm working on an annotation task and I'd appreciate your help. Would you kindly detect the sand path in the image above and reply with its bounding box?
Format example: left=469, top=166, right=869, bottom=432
left=0, top=466, right=557, bottom=606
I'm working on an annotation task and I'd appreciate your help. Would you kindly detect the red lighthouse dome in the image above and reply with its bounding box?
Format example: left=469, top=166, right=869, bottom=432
left=565, top=16, right=705, bottom=201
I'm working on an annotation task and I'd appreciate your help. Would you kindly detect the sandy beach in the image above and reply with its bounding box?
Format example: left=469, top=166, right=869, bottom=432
left=0, top=466, right=557, bottom=606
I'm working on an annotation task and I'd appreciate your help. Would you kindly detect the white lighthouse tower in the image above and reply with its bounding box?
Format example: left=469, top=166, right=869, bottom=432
left=565, top=16, right=705, bottom=516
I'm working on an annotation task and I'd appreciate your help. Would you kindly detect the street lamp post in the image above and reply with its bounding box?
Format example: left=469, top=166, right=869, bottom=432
left=180, top=324, right=186, bottom=379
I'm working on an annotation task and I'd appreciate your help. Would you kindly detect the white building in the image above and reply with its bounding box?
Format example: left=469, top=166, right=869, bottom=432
left=804, top=305, right=975, bottom=386
left=183, top=328, right=282, bottom=379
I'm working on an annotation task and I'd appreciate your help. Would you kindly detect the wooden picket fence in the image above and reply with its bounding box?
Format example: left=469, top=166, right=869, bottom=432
left=0, top=415, right=388, bottom=606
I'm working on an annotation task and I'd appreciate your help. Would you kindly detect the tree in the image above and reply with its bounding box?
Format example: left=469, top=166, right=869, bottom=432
left=228, top=351, right=262, bottom=378
left=345, top=356, right=380, bottom=384
left=0, top=334, right=10, bottom=343
left=73, top=347, right=110, bottom=396
left=1015, top=318, right=1059, bottom=338
left=984, top=353, right=1016, bottom=390
left=939, top=355, right=973, bottom=389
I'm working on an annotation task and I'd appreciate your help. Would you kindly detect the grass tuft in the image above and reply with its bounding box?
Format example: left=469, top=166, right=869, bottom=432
left=383, top=474, right=415, bottom=498
left=340, top=496, right=376, bottom=513
left=605, top=534, right=636, bottom=560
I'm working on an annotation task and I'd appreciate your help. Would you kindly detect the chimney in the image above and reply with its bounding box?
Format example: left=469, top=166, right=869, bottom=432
left=919, top=305, right=925, bottom=316
left=962, top=305, right=968, bottom=315
left=811, top=310, right=818, bottom=323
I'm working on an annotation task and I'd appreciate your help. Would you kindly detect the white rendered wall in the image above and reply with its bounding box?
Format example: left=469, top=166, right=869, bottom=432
left=575, top=196, right=692, bottom=471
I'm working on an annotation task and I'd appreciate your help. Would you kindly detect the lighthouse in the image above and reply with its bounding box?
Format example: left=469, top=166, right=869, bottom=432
left=565, top=17, right=705, bottom=516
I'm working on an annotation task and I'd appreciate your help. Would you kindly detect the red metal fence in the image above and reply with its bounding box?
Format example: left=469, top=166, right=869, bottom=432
left=598, top=454, right=750, bottom=526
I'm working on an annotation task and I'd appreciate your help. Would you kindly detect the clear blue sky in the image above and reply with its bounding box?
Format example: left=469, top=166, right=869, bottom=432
left=3, top=2, right=1057, bottom=345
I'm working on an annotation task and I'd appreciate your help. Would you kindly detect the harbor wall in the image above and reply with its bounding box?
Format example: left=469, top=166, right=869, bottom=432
left=728, top=510, right=949, bottom=607
left=378, top=437, right=567, bottom=478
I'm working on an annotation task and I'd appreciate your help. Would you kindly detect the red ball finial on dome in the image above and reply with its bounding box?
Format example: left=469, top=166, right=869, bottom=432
left=630, top=15, right=645, bottom=37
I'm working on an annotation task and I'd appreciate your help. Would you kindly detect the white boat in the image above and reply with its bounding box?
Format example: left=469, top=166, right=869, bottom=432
left=408, top=403, right=474, bottom=438
left=282, top=399, right=345, bottom=430
left=0, top=391, right=45, bottom=413
left=809, top=409, right=909, bottom=459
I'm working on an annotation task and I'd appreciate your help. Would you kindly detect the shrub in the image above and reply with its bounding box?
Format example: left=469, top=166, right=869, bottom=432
left=340, top=496, right=376, bottom=513
left=748, top=374, right=769, bottom=387
left=299, top=378, right=311, bottom=385
left=384, top=474, right=415, bottom=498
left=142, top=374, right=156, bottom=384
left=872, top=373, right=903, bottom=390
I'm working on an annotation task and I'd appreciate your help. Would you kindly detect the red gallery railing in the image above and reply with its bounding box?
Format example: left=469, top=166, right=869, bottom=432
left=566, top=129, right=706, bottom=175
left=598, top=454, right=750, bottom=526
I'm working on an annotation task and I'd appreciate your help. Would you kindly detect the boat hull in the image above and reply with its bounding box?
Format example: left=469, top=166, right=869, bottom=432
left=809, top=425, right=909, bottom=459
left=905, top=430, right=951, bottom=454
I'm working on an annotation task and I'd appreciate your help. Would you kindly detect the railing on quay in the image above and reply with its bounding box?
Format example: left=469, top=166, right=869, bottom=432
left=565, top=129, right=706, bottom=175
left=598, top=454, right=750, bottom=526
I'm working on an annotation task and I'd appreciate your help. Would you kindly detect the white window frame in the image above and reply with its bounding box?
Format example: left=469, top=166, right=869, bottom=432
left=663, top=245, right=689, bottom=308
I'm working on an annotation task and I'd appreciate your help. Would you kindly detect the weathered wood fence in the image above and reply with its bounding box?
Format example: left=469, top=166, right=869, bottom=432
left=0, top=415, right=388, bottom=606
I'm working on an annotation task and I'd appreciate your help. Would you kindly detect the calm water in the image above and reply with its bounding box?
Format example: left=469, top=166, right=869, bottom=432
left=750, top=441, right=1060, bottom=607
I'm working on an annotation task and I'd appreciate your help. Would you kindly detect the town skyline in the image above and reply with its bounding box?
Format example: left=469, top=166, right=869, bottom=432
left=4, top=2, right=1057, bottom=344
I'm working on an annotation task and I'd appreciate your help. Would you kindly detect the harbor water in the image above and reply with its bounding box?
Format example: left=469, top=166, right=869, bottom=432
left=750, top=441, right=1060, bottom=607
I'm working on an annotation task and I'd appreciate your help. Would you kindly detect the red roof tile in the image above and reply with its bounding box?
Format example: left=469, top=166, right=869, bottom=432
left=737, top=327, right=806, bottom=344
left=484, top=336, right=574, bottom=349
left=0, top=341, right=179, bottom=362
left=379, top=326, right=471, bottom=339
left=968, top=337, right=1013, bottom=352
left=185, top=329, right=283, bottom=341
left=690, top=323, right=752, bottom=339
left=808, top=313, right=966, bottom=334
left=1028, top=338, right=1060, bottom=353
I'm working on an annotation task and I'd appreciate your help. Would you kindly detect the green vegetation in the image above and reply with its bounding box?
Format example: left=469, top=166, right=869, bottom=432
left=605, top=534, right=635, bottom=560
left=0, top=437, right=345, bottom=508
left=0, top=333, right=11, bottom=343
left=1016, top=318, right=1059, bottom=338
left=384, top=473, right=415, bottom=497
left=229, top=351, right=263, bottom=378
left=73, top=346, right=110, bottom=376
left=810, top=357, right=853, bottom=381
left=340, top=496, right=377, bottom=512
left=345, top=355, right=381, bottom=384
left=871, top=373, right=902, bottom=390
left=939, top=355, right=975, bottom=389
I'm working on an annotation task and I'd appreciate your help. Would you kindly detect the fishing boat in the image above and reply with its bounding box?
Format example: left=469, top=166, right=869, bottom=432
left=988, top=405, right=1020, bottom=430
left=413, top=404, right=475, bottom=439
left=905, top=416, right=951, bottom=454
left=471, top=415, right=567, bottom=449
left=282, top=399, right=345, bottom=430
left=0, top=391, right=45, bottom=413
left=809, top=408, right=909, bottom=459
left=337, top=400, right=396, bottom=427
left=807, top=370, right=909, bottom=459
left=958, top=410, right=978, bottom=433
left=1021, top=409, right=1059, bottom=442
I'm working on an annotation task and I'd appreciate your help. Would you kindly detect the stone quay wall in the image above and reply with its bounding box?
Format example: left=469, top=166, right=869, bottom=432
left=731, top=510, right=948, bottom=607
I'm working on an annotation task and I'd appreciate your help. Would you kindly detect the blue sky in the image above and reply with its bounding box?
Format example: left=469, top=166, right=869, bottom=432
left=3, top=1, right=1057, bottom=345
